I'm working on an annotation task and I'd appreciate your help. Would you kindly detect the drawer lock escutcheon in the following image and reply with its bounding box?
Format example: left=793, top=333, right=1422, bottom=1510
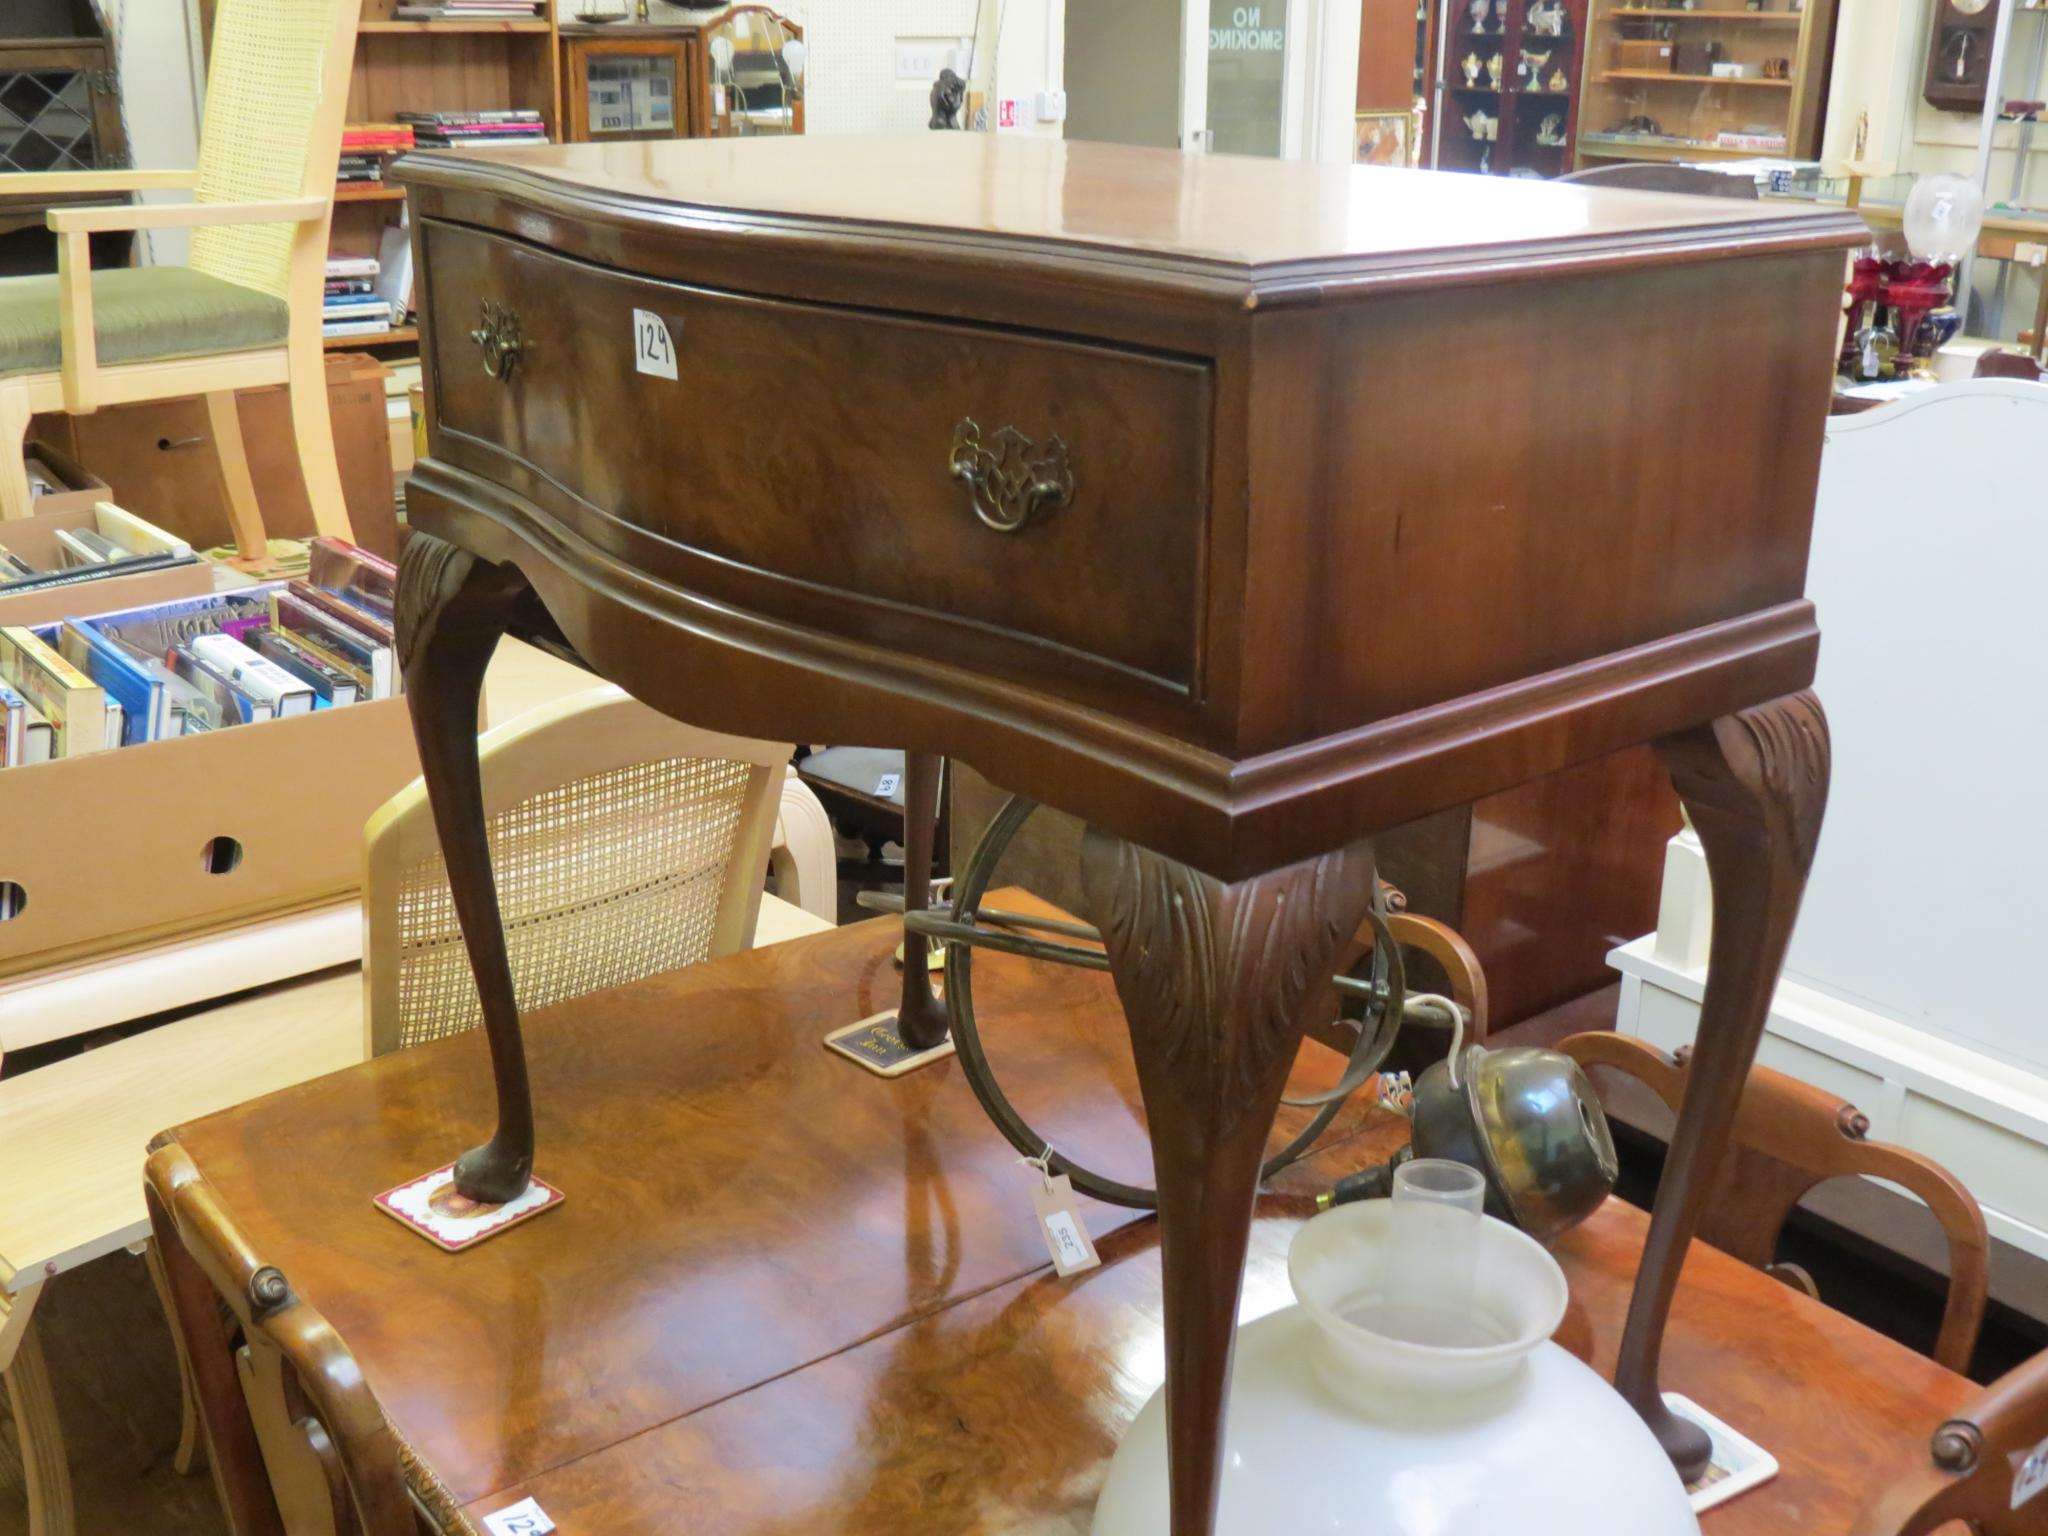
left=949, top=418, right=1074, bottom=534
left=469, top=300, right=524, bottom=381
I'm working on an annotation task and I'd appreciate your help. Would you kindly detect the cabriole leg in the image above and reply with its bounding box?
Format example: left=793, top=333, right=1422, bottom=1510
left=1080, top=829, right=1377, bottom=1536
left=396, top=532, right=536, bottom=1204
left=1618, top=689, right=1830, bottom=1477
left=895, top=751, right=950, bottom=1050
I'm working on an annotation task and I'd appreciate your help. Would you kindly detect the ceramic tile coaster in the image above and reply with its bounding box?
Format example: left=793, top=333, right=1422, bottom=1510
left=374, top=1164, right=564, bottom=1252
left=824, top=1009, right=957, bottom=1078
left=1668, top=1392, right=1779, bottom=1513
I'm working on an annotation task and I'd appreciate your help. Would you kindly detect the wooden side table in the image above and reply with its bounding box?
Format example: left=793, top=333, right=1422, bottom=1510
left=389, top=134, right=1864, bottom=1533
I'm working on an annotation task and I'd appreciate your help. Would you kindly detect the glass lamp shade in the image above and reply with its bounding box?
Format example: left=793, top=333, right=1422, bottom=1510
left=1092, top=1204, right=1700, bottom=1536
left=1903, top=172, right=1986, bottom=260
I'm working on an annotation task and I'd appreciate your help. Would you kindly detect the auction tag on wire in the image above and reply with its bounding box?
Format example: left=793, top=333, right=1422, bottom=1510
left=632, top=308, right=678, bottom=380
left=1027, top=1166, right=1099, bottom=1277
left=2015, top=1435, right=2048, bottom=1509
left=482, top=1497, right=556, bottom=1536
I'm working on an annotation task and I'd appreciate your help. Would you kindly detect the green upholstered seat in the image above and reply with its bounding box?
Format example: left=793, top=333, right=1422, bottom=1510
left=0, top=266, right=290, bottom=379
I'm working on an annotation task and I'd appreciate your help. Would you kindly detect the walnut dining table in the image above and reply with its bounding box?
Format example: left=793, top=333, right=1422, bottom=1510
left=143, top=903, right=1971, bottom=1535
left=374, top=135, right=1862, bottom=1535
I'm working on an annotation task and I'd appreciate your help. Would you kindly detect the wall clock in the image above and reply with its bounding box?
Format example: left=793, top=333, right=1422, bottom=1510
left=1924, top=0, right=1999, bottom=112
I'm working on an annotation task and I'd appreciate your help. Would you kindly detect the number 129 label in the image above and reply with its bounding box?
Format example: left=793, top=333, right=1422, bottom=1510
left=633, top=308, right=678, bottom=380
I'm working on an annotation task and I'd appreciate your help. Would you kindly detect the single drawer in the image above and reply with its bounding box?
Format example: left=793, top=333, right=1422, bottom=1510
left=422, top=221, right=1213, bottom=693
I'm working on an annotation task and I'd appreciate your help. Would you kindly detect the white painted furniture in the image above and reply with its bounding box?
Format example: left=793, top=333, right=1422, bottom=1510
left=1612, top=378, right=2048, bottom=1265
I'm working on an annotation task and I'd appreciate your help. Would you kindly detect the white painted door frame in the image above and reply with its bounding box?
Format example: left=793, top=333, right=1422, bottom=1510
left=1181, top=0, right=1362, bottom=160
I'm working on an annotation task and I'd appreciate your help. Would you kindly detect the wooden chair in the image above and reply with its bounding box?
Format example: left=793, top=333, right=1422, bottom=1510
left=1560, top=1031, right=1989, bottom=1372
left=1853, top=1350, right=2048, bottom=1534
left=1559, top=162, right=1760, bottom=200
left=0, top=0, right=360, bottom=557
left=1973, top=349, right=2048, bottom=383
left=146, top=1142, right=419, bottom=1536
left=362, top=685, right=797, bottom=1056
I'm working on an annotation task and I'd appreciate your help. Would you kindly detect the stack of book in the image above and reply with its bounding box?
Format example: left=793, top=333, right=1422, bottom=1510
left=393, top=1, right=544, bottom=18
left=0, top=503, right=200, bottom=599
left=0, top=539, right=399, bottom=768
left=325, top=255, right=394, bottom=340
left=399, top=109, right=548, bottom=148
left=339, top=122, right=414, bottom=186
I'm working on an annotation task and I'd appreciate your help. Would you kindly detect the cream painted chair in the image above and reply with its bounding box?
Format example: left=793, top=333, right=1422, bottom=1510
left=363, top=685, right=827, bottom=1056
left=0, top=0, right=362, bottom=556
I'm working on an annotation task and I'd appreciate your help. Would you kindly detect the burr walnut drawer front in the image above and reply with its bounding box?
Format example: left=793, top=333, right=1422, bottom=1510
left=423, top=221, right=1213, bottom=693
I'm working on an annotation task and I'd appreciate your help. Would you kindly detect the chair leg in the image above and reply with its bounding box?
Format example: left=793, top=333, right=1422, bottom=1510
left=140, top=1243, right=204, bottom=1477
left=204, top=390, right=268, bottom=565
left=0, top=381, right=33, bottom=522
left=286, top=341, right=355, bottom=541
left=4, top=1325, right=75, bottom=1536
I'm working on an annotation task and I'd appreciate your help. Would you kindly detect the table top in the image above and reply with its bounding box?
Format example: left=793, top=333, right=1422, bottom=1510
left=414, top=136, right=1862, bottom=283
left=0, top=893, right=825, bottom=1295
left=161, top=900, right=1970, bottom=1534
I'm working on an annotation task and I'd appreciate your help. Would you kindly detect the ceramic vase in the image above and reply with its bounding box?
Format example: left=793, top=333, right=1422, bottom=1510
left=1091, top=1204, right=1701, bottom=1536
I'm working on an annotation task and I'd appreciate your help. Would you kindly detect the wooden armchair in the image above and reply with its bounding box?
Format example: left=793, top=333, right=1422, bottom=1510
left=0, top=0, right=361, bottom=557
left=362, top=685, right=796, bottom=1056
left=1853, top=1351, right=2048, bottom=1534
left=1560, top=1031, right=1989, bottom=1373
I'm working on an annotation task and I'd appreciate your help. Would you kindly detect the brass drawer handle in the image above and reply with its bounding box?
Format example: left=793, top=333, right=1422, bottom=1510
left=469, top=300, right=523, bottom=381
left=949, top=418, right=1073, bottom=534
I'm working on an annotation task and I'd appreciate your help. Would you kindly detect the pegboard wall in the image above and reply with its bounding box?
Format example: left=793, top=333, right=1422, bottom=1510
left=793, top=0, right=1065, bottom=138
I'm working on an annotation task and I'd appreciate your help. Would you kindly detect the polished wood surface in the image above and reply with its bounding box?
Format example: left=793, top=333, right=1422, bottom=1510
left=1852, top=1350, right=2048, bottom=1535
left=465, top=1199, right=1977, bottom=1536
left=1563, top=1030, right=1990, bottom=1375
left=421, top=218, right=1211, bottom=693
left=394, top=136, right=1864, bottom=1532
left=430, top=135, right=1849, bottom=272
left=398, top=139, right=1859, bottom=876
left=147, top=914, right=1978, bottom=1536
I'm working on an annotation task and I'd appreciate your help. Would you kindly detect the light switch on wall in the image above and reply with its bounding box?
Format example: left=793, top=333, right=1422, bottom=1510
left=894, top=38, right=945, bottom=81
left=1034, top=89, right=1068, bottom=122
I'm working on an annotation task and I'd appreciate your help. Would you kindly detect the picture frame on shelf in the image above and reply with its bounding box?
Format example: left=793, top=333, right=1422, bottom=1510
left=1355, top=110, right=1413, bottom=165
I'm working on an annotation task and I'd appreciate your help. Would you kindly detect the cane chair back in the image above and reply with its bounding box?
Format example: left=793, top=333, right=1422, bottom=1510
left=190, top=0, right=359, bottom=302
left=364, top=686, right=792, bottom=1056
left=1560, top=1031, right=1990, bottom=1373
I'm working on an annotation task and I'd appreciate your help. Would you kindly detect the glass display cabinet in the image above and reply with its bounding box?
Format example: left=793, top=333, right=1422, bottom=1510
left=564, top=28, right=689, bottom=142
left=0, top=0, right=130, bottom=276
left=558, top=6, right=802, bottom=143
left=1429, top=0, right=1588, bottom=176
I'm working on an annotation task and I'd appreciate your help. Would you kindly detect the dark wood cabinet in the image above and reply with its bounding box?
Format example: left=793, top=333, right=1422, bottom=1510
left=1435, top=0, right=1588, bottom=175
left=1922, top=0, right=2002, bottom=112
left=0, top=10, right=133, bottom=277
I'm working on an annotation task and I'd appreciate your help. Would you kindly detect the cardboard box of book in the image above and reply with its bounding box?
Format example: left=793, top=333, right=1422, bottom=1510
left=0, top=500, right=214, bottom=629
left=21, top=439, right=111, bottom=518
left=0, top=539, right=421, bottom=967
